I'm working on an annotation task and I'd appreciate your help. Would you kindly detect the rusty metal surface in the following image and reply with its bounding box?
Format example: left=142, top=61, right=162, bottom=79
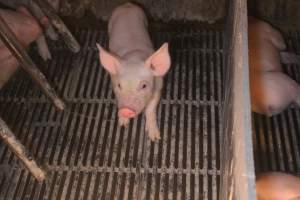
left=0, top=27, right=223, bottom=199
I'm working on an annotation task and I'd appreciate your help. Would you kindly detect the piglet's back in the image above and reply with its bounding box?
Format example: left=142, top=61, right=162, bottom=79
left=108, top=3, right=153, bottom=57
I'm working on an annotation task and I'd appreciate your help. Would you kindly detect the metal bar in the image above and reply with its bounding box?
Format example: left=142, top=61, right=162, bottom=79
left=0, top=15, right=65, bottom=111
left=32, top=0, right=81, bottom=53
left=0, top=117, right=45, bottom=181
left=220, top=0, right=256, bottom=199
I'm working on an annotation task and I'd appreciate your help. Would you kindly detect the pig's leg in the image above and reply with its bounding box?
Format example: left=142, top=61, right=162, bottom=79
left=36, top=35, right=52, bottom=60
left=17, top=6, right=53, bottom=60
left=45, top=26, right=58, bottom=41
left=269, top=28, right=286, bottom=51
left=145, top=90, right=161, bottom=141
left=26, top=0, right=58, bottom=60
left=118, top=117, right=129, bottom=128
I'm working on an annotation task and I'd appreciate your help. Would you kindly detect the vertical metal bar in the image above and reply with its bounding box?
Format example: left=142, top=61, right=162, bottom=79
left=220, top=0, right=256, bottom=199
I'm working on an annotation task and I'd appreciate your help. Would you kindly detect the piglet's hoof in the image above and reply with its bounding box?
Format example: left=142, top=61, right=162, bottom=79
left=118, top=117, right=129, bottom=128
left=147, top=128, right=161, bottom=141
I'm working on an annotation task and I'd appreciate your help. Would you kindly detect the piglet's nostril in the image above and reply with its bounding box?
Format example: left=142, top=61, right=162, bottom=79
left=118, top=108, right=136, bottom=118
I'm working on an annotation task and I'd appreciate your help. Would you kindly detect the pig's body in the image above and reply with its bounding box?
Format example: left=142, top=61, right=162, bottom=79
left=249, top=17, right=300, bottom=116
left=0, top=7, right=42, bottom=87
left=97, top=3, right=171, bottom=141
left=108, top=4, right=153, bottom=59
left=256, top=172, right=300, bottom=200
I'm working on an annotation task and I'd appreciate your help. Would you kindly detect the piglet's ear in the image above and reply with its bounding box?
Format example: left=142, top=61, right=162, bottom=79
left=96, top=43, right=120, bottom=75
left=145, top=43, right=171, bottom=76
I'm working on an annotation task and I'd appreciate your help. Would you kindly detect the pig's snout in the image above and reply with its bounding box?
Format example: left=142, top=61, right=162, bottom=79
left=118, top=107, right=136, bottom=118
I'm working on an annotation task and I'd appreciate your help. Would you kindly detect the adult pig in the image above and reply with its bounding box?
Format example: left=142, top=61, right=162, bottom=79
left=256, top=172, right=300, bottom=200
left=97, top=3, right=171, bottom=141
left=0, top=0, right=60, bottom=60
left=0, top=7, right=42, bottom=88
left=249, top=17, right=300, bottom=116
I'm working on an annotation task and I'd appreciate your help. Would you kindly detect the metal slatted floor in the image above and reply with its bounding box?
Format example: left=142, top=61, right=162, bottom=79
left=253, top=32, right=300, bottom=175
left=0, top=27, right=223, bottom=200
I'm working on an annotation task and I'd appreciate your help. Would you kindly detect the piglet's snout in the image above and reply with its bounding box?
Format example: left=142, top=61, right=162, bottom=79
left=118, top=107, right=136, bottom=118
left=117, top=95, right=144, bottom=118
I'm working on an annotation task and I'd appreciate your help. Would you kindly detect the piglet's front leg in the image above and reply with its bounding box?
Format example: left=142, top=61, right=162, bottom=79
left=145, top=90, right=161, bottom=141
left=118, top=116, right=129, bottom=128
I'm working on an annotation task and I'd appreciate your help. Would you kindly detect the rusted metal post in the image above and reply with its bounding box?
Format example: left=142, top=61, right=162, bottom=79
left=0, top=15, right=65, bottom=111
left=0, top=117, right=45, bottom=181
left=32, top=0, right=81, bottom=53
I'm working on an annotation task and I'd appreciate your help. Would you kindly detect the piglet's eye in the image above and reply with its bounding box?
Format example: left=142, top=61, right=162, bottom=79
left=138, top=81, right=148, bottom=91
left=118, top=83, right=121, bottom=89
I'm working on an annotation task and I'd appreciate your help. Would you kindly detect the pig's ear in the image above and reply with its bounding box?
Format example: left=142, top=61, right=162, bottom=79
left=145, top=43, right=171, bottom=76
left=96, top=43, right=120, bottom=75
